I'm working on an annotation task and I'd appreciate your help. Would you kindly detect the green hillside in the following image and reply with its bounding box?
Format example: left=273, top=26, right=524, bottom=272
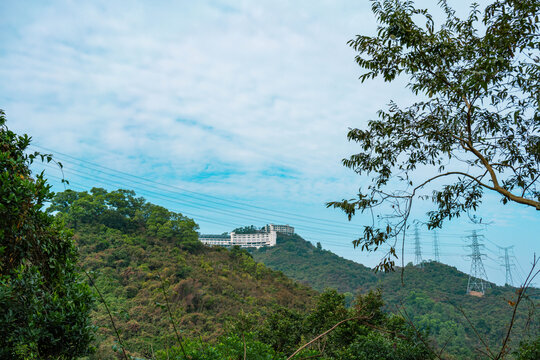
left=48, top=189, right=316, bottom=359
left=252, top=233, right=539, bottom=359
left=251, top=233, right=376, bottom=293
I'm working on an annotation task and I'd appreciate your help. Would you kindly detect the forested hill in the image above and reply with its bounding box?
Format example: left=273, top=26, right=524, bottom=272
left=48, top=188, right=316, bottom=359
left=251, top=233, right=377, bottom=294
left=252, top=233, right=539, bottom=358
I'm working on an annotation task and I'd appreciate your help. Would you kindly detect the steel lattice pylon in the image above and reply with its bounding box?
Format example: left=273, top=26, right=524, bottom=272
left=433, top=230, right=440, bottom=262
left=414, top=224, right=423, bottom=267
left=499, top=246, right=515, bottom=287
left=466, top=230, right=490, bottom=295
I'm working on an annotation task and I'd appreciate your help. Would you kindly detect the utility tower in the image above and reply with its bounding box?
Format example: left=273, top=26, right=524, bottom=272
left=466, top=230, right=490, bottom=295
left=499, top=246, right=515, bottom=287
left=433, top=230, right=441, bottom=262
left=414, top=224, right=423, bottom=267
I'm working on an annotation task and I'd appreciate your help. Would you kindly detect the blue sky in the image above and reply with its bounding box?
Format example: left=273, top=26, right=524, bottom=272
left=1, top=0, right=538, bottom=286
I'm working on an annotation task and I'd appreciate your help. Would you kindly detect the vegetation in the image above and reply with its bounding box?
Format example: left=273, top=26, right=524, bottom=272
left=232, top=225, right=261, bottom=234
left=252, top=233, right=539, bottom=359
left=3, top=167, right=537, bottom=359
left=155, top=289, right=434, bottom=360
left=49, top=188, right=316, bottom=359
left=328, top=0, right=540, bottom=271
left=0, top=110, right=94, bottom=359
left=252, top=233, right=376, bottom=294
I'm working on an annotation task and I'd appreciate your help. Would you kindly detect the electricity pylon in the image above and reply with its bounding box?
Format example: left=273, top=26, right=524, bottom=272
left=499, top=246, right=515, bottom=287
left=414, top=224, right=423, bottom=267
left=433, top=230, right=440, bottom=262
left=466, top=230, right=490, bottom=295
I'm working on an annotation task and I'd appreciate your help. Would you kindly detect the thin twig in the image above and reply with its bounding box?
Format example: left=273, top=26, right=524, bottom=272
left=495, top=255, right=539, bottom=360
left=397, top=304, right=447, bottom=360
left=83, top=269, right=129, bottom=360
left=158, top=274, right=190, bottom=359
left=454, top=305, right=495, bottom=358
left=287, top=317, right=361, bottom=360
left=243, top=333, right=247, bottom=360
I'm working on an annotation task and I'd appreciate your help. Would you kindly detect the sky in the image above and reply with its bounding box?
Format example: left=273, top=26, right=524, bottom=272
left=1, top=0, right=538, bottom=286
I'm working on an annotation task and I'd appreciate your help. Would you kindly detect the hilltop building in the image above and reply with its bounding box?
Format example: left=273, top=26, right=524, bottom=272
left=198, top=234, right=231, bottom=247
left=199, top=223, right=292, bottom=248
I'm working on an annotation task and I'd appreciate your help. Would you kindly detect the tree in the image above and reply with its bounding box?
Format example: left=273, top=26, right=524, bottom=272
left=0, top=110, right=95, bottom=358
left=233, top=225, right=260, bottom=234
left=328, top=0, right=540, bottom=271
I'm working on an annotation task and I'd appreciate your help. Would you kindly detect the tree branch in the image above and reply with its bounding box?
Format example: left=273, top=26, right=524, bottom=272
left=495, top=255, right=539, bottom=360
left=467, top=143, right=540, bottom=209
left=287, top=316, right=362, bottom=360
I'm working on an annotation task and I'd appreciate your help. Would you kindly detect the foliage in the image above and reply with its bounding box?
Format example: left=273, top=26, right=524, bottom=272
left=328, top=0, right=540, bottom=271
left=256, top=305, right=306, bottom=354
left=44, top=187, right=538, bottom=359
left=514, top=336, right=540, bottom=360
left=299, top=289, right=433, bottom=359
left=49, top=188, right=199, bottom=245
left=155, top=290, right=432, bottom=359
left=154, top=333, right=286, bottom=360
left=232, top=225, right=260, bottom=234
left=50, top=187, right=439, bottom=359
left=0, top=110, right=94, bottom=359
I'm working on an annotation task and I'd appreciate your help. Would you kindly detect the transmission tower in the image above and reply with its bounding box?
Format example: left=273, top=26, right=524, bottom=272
left=499, top=246, right=515, bottom=287
left=466, top=230, right=490, bottom=295
left=433, top=230, right=440, bottom=262
left=414, top=224, right=423, bottom=267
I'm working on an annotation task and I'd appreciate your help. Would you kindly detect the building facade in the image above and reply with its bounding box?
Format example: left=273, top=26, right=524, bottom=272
left=199, top=223, right=292, bottom=249
left=262, top=224, right=294, bottom=236
left=198, top=234, right=231, bottom=247
left=230, top=231, right=277, bottom=248
left=199, top=230, right=277, bottom=249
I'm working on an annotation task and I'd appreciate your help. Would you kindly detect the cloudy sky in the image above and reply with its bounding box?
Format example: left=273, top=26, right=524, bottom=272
left=1, top=0, right=538, bottom=285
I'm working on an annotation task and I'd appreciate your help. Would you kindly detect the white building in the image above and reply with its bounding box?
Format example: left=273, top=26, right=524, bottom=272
left=199, top=230, right=277, bottom=249
left=230, top=231, right=277, bottom=248
left=262, top=224, right=294, bottom=236
left=198, top=234, right=231, bottom=247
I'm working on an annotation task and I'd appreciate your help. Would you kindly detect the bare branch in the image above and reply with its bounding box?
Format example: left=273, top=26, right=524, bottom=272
left=397, top=304, right=448, bottom=360
left=454, top=305, right=496, bottom=359
left=495, top=255, right=540, bottom=360
left=287, top=317, right=362, bottom=360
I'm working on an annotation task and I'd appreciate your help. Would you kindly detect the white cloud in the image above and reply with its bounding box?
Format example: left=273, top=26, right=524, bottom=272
left=1, top=0, right=537, bottom=284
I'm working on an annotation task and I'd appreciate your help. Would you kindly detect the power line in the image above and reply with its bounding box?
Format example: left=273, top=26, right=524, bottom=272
left=38, top=161, right=362, bottom=239
left=31, top=144, right=365, bottom=230
left=33, top=146, right=532, bottom=287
